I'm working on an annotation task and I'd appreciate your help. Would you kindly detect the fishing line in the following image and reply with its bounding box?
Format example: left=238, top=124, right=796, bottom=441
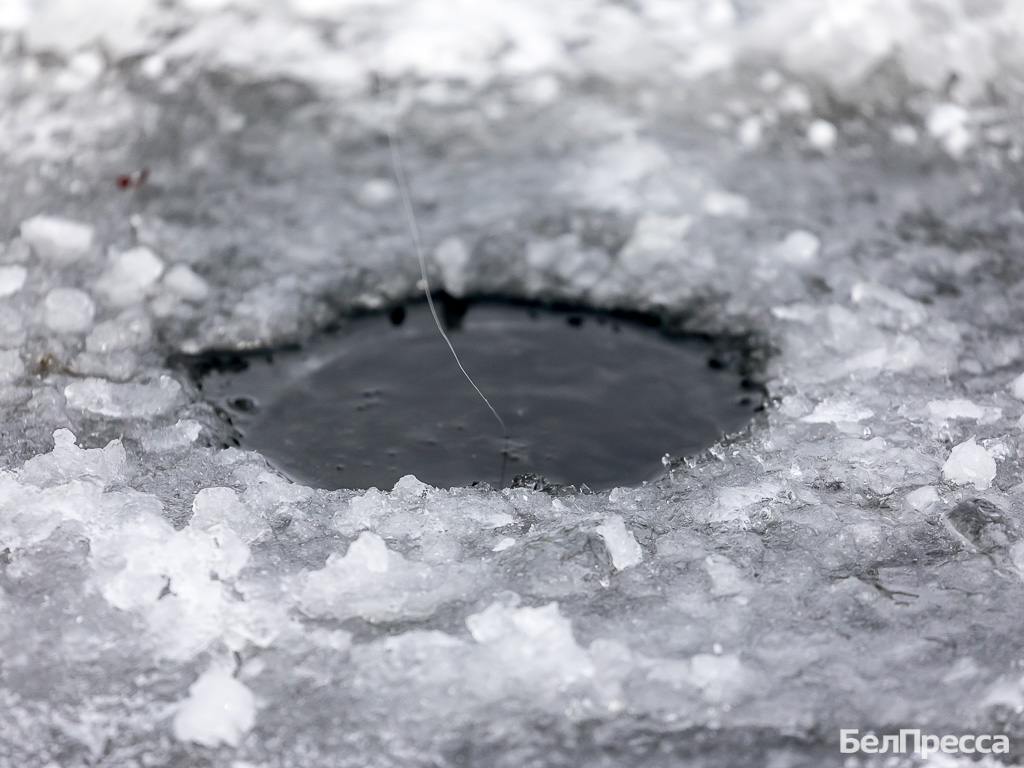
left=385, top=100, right=510, bottom=484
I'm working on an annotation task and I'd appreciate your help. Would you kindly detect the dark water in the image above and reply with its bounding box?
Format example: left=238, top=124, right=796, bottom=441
left=194, top=300, right=759, bottom=490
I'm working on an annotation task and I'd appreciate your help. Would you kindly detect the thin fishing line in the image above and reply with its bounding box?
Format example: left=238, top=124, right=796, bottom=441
left=385, top=108, right=509, bottom=448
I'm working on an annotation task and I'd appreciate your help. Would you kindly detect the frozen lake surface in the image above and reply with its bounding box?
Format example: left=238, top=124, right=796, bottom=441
left=2, top=1, right=1024, bottom=766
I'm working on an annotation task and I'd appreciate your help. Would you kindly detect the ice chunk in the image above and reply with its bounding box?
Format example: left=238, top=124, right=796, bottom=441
left=466, top=602, right=595, bottom=688
left=851, top=282, right=929, bottom=327
left=432, top=236, right=470, bottom=295
left=1010, top=372, right=1024, bottom=401
left=0, top=265, right=27, bottom=297
left=191, top=487, right=269, bottom=544
left=19, top=429, right=126, bottom=488
left=94, top=247, right=165, bottom=306
left=775, top=230, right=820, bottom=264
left=300, top=532, right=473, bottom=622
left=890, top=124, right=918, bottom=146
left=172, top=666, right=256, bottom=748
left=713, top=482, right=784, bottom=522
left=688, top=653, right=748, bottom=704
left=141, top=420, right=203, bottom=452
left=927, top=399, right=1001, bottom=425
left=0, top=0, right=28, bottom=31
left=163, top=263, right=211, bottom=302
left=778, top=83, right=811, bottom=114
left=737, top=115, right=762, bottom=148
left=525, top=234, right=611, bottom=293
left=942, top=438, right=997, bottom=491
left=702, top=190, right=750, bottom=218
left=904, top=485, right=940, bottom=512
left=595, top=515, right=642, bottom=570
left=44, top=288, right=95, bottom=333
left=927, top=103, right=972, bottom=158
left=19, top=215, right=93, bottom=262
left=24, top=0, right=152, bottom=58
left=801, top=399, right=873, bottom=425
left=492, top=537, right=515, bottom=552
left=0, top=349, right=24, bottom=384
left=704, top=554, right=750, bottom=599
left=806, top=119, right=837, bottom=152
left=64, top=376, right=182, bottom=418
left=86, top=312, right=152, bottom=353
left=357, top=178, right=397, bottom=207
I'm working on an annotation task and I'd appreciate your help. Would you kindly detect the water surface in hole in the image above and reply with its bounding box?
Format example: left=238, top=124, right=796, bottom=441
left=196, top=300, right=759, bottom=490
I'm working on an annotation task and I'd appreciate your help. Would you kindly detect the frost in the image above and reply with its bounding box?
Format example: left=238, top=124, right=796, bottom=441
left=172, top=666, right=256, bottom=748
left=942, top=438, right=997, bottom=491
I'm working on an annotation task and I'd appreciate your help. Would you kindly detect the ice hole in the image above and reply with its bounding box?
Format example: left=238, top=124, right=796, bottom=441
left=182, top=298, right=762, bottom=491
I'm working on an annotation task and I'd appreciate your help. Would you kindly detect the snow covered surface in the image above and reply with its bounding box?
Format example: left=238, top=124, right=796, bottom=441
left=3, top=1, right=1024, bottom=766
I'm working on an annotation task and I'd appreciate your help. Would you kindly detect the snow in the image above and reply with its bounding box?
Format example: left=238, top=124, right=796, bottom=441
left=3, top=0, right=1024, bottom=765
